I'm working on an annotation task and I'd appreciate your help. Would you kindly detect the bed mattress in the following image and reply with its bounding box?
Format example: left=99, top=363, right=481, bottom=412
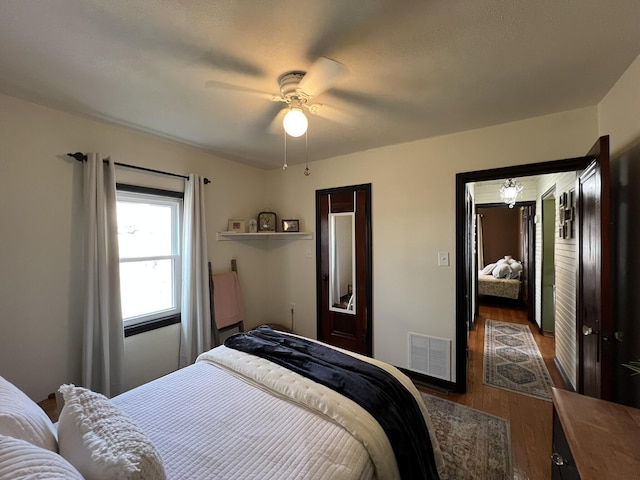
left=478, top=272, right=521, bottom=299
left=112, top=361, right=375, bottom=480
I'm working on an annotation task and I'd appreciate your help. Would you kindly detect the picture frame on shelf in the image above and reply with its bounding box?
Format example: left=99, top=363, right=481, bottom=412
left=257, top=211, right=277, bottom=232
left=281, top=219, right=300, bottom=232
left=228, top=219, right=246, bottom=233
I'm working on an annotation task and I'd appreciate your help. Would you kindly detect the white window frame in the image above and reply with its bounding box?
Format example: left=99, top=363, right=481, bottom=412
left=116, top=188, right=183, bottom=328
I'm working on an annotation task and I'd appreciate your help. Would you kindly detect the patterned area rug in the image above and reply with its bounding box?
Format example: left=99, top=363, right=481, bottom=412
left=483, top=319, right=554, bottom=401
left=422, top=393, right=512, bottom=480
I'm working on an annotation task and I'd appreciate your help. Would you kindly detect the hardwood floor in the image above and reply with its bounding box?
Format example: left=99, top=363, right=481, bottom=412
left=419, top=303, right=567, bottom=480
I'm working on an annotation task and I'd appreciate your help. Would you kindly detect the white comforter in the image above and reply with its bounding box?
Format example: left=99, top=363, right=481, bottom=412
left=114, top=339, right=443, bottom=479
left=113, top=360, right=375, bottom=480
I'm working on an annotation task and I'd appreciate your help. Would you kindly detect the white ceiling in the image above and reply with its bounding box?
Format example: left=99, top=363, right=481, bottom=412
left=1, top=1, right=639, bottom=169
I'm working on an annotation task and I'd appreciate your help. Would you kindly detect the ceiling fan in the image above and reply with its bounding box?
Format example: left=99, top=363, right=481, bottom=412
left=205, top=57, right=349, bottom=137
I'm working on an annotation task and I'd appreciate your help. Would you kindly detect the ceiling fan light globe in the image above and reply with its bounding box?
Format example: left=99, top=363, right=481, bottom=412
left=283, top=108, right=308, bottom=137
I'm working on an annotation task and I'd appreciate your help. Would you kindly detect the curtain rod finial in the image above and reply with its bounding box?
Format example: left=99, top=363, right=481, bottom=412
left=67, top=152, right=87, bottom=162
left=204, top=178, right=211, bottom=184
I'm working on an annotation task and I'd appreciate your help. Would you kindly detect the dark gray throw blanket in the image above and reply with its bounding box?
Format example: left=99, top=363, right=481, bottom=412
left=224, top=325, right=440, bottom=480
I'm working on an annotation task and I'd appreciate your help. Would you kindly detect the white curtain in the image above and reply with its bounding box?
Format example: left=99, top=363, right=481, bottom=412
left=179, top=174, right=215, bottom=368
left=477, top=214, right=485, bottom=269
left=82, top=153, right=124, bottom=397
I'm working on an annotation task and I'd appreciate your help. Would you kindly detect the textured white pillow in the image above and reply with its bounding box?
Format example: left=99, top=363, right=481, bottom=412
left=0, top=376, right=58, bottom=451
left=0, top=433, right=83, bottom=479
left=509, top=261, right=523, bottom=278
left=492, top=263, right=512, bottom=279
left=480, top=263, right=496, bottom=275
left=57, top=384, right=166, bottom=480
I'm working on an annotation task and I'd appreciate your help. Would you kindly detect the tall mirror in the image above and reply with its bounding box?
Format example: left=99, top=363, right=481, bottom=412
left=329, top=212, right=355, bottom=314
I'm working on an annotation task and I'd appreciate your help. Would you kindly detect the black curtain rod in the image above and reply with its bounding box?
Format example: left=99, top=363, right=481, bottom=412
left=66, top=152, right=211, bottom=184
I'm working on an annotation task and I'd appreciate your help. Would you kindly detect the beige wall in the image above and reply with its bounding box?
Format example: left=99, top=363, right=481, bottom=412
left=266, top=107, right=598, bottom=379
left=599, top=55, right=640, bottom=156
left=0, top=93, right=268, bottom=400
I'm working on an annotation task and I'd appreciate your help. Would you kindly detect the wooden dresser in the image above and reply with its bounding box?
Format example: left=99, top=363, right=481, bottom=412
left=551, top=387, right=640, bottom=479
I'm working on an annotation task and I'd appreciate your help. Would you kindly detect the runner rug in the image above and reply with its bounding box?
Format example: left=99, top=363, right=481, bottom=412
left=483, top=319, right=554, bottom=401
left=421, top=393, right=513, bottom=480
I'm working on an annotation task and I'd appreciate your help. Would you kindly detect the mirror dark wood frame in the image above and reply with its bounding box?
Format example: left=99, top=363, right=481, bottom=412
left=316, top=184, right=372, bottom=356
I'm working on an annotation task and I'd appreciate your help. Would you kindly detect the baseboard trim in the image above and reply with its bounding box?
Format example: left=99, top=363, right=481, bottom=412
left=398, top=367, right=457, bottom=393
left=553, top=357, right=575, bottom=391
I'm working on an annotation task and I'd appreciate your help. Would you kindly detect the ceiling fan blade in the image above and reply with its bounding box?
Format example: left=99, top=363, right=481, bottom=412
left=268, top=108, right=288, bottom=134
left=204, top=80, right=283, bottom=101
left=306, top=103, right=355, bottom=124
left=297, top=57, right=347, bottom=99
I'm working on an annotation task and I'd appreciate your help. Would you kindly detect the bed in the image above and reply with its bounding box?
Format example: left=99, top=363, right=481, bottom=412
left=0, top=327, right=444, bottom=480
left=478, top=257, right=523, bottom=300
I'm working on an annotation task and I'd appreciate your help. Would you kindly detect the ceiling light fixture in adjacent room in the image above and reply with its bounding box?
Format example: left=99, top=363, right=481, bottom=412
left=500, top=178, right=523, bottom=208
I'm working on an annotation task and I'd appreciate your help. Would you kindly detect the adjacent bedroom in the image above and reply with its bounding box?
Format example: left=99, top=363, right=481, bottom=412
left=476, top=203, right=529, bottom=308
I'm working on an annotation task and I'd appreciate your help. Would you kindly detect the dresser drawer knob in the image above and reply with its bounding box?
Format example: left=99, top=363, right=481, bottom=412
left=551, top=452, right=567, bottom=466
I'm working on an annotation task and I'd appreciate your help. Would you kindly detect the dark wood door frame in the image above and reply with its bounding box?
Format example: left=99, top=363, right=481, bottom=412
left=455, top=154, right=600, bottom=393
left=315, top=183, right=373, bottom=355
left=540, top=185, right=557, bottom=336
left=577, top=136, right=612, bottom=400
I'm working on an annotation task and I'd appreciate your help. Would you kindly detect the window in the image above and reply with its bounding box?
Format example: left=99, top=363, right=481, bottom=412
left=116, top=186, right=183, bottom=334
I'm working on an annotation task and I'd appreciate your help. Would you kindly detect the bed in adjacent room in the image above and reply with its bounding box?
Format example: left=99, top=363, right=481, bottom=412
left=0, top=327, right=444, bottom=480
left=478, top=256, right=523, bottom=300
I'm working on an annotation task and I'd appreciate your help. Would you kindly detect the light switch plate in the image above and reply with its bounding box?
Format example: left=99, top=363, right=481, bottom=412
left=438, top=251, right=450, bottom=267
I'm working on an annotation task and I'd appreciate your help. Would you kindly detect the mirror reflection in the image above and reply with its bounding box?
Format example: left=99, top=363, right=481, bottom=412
left=329, top=212, right=355, bottom=313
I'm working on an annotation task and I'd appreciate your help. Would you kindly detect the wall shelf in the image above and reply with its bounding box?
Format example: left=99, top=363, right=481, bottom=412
left=217, top=231, right=313, bottom=241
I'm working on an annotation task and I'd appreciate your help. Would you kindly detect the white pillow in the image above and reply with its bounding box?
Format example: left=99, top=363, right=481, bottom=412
left=57, top=384, right=166, bottom=480
left=0, top=376, right=58, bottom=451
left=509, top=261, right=523, bottom=279
left=0, top=434, right=83, bottom=479
left=492, top=263, right=512, bottom=279
left=481, top=263, right=496, bottom=275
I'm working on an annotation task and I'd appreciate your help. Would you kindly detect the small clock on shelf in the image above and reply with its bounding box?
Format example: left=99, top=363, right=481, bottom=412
left=257, top=211, right=277, bottom=232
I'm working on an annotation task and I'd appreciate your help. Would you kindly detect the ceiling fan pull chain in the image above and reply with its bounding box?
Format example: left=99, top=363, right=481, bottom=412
left=304, top=129, right=311, bottom=176
left=282, top=129, right=288, bottom=170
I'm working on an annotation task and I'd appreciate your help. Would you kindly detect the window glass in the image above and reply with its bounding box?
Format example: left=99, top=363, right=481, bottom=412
left=116, top=189, right=182, bottom=327
left=119, top=259, right=174, bottom=319
left=117, top=201, right=173, bottom=258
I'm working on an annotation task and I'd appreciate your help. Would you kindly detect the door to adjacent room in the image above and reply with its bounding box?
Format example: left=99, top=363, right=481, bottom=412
left=577, top=136, right=612, bottom=399
left=455, top=136, right=611, bottom=395
left=316, top=184, right=372, bottom=355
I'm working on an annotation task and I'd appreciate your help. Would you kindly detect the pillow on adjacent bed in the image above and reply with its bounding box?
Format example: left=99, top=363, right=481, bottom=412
left=492, top=262, right=512, bottom=279
left=57, top=384, right=166, bottom=480
left=481, top=263, right=496, bottom=275
left=509, top=261, right=523, bottom=279
left=0, top=376, right=58, bottom=452
left=0, top=434, right=83, bottom=479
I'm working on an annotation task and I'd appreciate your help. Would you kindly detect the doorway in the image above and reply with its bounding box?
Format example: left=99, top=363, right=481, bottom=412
left=475, top=202, right=535, bottom=322
left=316, top=184, right=372, bottom=355
left=455, top=137, right=611, bottom=394
left=541, top=187, right=556, bottom=335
